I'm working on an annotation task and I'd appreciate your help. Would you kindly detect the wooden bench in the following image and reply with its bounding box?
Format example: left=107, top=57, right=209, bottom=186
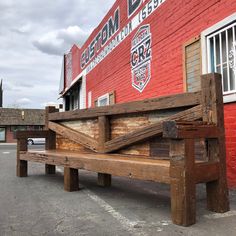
left=16, top=73, right=230, bottom=226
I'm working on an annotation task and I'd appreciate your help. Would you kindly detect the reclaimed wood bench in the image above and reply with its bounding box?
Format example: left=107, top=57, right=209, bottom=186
left=16, top=73, right=229, bottom=226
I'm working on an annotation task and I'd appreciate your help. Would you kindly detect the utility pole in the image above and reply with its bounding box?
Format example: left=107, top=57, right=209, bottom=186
left=0, top=79, right=3, bottom=108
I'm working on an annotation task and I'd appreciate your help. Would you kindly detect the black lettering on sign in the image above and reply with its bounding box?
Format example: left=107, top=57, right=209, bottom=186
left=128, top=0, right=142, bottom=17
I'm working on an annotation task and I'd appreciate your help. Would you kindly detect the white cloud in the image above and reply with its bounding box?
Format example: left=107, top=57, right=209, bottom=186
left=33, top=26, right=91, bottom=56
left=16, top=98, right=32, bottom=106
left=0, top=0, right=115, bottom=108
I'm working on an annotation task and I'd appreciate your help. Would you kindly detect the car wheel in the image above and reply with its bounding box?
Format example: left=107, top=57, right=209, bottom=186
left=28, top=139, right=34, bottom=145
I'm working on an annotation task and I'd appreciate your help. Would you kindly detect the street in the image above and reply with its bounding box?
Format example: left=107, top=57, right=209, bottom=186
left=0, top=144, right=236, bottom=236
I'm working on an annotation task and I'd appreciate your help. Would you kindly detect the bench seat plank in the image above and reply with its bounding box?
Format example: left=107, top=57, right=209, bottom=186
left=20, top=150, right=171, bottom=184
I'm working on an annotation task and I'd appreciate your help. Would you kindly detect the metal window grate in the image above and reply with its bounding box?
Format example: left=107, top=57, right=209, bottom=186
left=207, top=22, right=236, bottom=94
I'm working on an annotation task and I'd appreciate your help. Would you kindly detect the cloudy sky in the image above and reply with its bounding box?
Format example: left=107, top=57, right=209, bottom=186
left=0, top=0, right=115, bottom=108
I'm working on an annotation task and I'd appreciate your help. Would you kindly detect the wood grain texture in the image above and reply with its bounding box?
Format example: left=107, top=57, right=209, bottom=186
left=20, top=150, right=171, bottom=184
left=104, top=105, right=202, bottom=153
left=49, top=92, right=201, bottom=121
left=49, top=121, right=99, bottom=152
left=201, top=73, right=229, bottom=213
left=170, top=139, right=196, bottom=226
left=64, top=167, right=79, bottom=192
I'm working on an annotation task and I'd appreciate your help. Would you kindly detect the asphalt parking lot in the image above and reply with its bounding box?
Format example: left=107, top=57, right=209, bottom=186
left=0, top=144, right=236, bottom=236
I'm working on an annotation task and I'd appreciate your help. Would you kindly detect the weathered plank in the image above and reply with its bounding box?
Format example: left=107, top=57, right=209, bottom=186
left=201, top=73, right=229, bottom=213
left=49, top=92, right=201, bottom=121
left=195, top=162, right=220, bottom=183
left=20, top=150, right=171, bottom=184
left=16, top=139, right=28, bottom=177
left=98, top=116, right=112, bottom=185
left=64, top=167, right=79, bottom=192
left=163, top=121, right=220, bottom=139
left=48, top=121, right=99, bottom=152
left=104, top=105, right=202, bottom=153
left=170, top=139, right=196, bottom=226
left=16, top=130, right=49, bottom=139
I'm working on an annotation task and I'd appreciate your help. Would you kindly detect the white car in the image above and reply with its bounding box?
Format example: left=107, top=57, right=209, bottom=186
left=27, top=138, right=45, bottom=145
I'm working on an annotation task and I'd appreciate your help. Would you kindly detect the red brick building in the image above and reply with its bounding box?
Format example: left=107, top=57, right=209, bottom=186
left=0, top=108, right=45, bottom=143
left=59, top=0, right=236, bottom=187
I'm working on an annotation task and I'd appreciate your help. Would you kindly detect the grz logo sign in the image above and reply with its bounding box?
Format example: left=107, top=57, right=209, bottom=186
left=131, top=25, right=152, bottom=92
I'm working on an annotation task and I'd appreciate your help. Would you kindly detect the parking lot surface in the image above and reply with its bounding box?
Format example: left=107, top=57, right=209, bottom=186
left=0, top=144, right=236, bottom=236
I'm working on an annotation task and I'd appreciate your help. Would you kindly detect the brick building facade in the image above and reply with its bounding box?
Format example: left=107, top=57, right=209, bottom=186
left=59, top=0, right=236, bottom=187
left=0, top=108, right=45, bottom=143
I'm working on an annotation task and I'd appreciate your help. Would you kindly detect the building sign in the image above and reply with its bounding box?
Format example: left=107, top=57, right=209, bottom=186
left=131, top=25, right=152, bottom=92
left=83, top=0, right=165, bottom=74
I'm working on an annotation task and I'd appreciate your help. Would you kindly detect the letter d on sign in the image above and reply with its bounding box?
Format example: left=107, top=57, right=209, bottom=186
left=128, top=0, right=142, bottom=17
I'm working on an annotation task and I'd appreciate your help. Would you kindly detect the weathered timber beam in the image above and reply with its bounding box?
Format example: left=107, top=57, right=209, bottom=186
left=195, top=162, right=220, bottom=184
left=163, top=121, right=221, bottom=139
left=49, top=92, right=201, bottom=121
left=19, top=151, right=171, bottom=184
left=103, top=105, right=202, bottom=153
left=16, top=130, right=49, bottom=139
left=48, top=121, right=99, bottom=152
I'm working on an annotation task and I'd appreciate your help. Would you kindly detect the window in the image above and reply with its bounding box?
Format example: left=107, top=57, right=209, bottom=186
left=98, top=93, right=110, bottom=107
left=206, top=21, right=236, bottom=94
left=0, top=127, right=6, bottom=142
left=95, top=91, right=116, bottom=107
left=183, top=36, right=201, bottom=92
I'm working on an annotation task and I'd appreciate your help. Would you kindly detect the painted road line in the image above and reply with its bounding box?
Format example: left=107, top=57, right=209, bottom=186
left=204, top=210, right=236, bottom=219
left=83, top=186, right=148, bottom=236
left=2, top=152, right=10, bottom=154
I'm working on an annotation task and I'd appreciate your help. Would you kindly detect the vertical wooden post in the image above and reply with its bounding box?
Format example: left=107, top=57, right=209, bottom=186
left=16, top=138, right=28, bottom=177
left=97, top=116, right=112, bottom=187
left=64, top=167, right=79, bottom=192
left=45, top=106, right=57, bottom=175
left=170, top=139, right=196, bottom=226
left=201, top=73, right=229, bottom=212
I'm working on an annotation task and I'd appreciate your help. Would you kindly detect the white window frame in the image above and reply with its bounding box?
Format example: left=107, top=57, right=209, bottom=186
left=201, top=13, right=236, bottom=103
left=97, top=93, right=110, bottom=107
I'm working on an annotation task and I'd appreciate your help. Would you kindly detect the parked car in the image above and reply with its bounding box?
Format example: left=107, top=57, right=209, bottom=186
left=27, top=138, right=45, bottom=145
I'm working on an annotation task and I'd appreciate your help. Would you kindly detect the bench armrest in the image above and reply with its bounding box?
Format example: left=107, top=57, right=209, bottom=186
left=16, top=130, right=50, bottom=139
left=162, top=121, right=221, bottom=139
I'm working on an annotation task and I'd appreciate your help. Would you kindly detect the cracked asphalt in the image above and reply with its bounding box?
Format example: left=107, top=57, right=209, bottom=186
left=0, top=144, right=236, bottom=236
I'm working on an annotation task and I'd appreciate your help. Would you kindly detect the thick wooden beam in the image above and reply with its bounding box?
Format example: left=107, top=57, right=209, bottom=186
left=48, top=121, right=99, bottom=152
left=64, top=167, right=79, bottom=192
left=163, top=121, right=220, bottom=139
left=170, top=139, right=196, bottom=226
left=16, top=130, right=49, bottom=139
left=98, top=116, right=112, bottom=186
left=195, top=162, right=220, bottom=184
left=20, top=150, right=171, bottom=184
left=45, top=106, right=58, bottom=174
left=201, top=73, right=229, bottom=213
left=98, top=173, right=112, bottom=187
left=104, top=105, right=202, bottom=153
left=16, top=139, right=28, bottom=177
left=49, top=92, right=201, bottom=121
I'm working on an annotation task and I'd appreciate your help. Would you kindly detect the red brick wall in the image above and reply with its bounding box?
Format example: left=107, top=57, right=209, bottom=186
left=65, top=0, right=236, bottom=187
left=225, top=104, right=236, bottom=188
left=6, top=127, right=16, bottom=143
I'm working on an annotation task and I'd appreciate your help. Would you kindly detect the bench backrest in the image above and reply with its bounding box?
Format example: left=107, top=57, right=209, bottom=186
left=47, top=73, right=223, bottom=159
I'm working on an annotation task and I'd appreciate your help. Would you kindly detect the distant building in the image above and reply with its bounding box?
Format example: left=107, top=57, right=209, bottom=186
left=0, top=108, right=45, bottom=143
left=0, top=81, right=45, bottom=143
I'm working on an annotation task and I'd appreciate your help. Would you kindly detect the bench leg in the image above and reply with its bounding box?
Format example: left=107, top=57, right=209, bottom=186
left=170, top=139, right=196, bottom=226
left=171, top=177, right=196, bottom=226
left=45, top=164, right=56, bottom=175
left=206, top=139, right=229, bottom=213
left=64, top=167, right=79, bottom=192
left=98, top=173, right=111, bottom=187
left=17, top=160, right=28, bottom=177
